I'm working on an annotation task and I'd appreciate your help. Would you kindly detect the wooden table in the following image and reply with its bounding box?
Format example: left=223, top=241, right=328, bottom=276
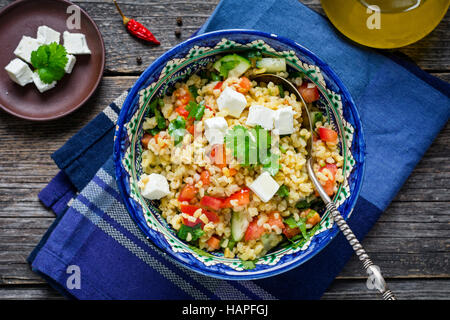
left=0, top=0, right=448, bottom=300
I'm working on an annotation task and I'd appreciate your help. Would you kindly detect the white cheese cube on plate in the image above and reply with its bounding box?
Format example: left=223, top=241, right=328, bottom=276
left=14, top=36, right=41, bottom=64
left=274, top=106, right=295, bottom=135
left=63, top=31, right=91, bottom=55
left=5, top=58, right=33, bottom=86
left=37, top=26, right=60, bottom=45
left=65, top=54, right=77, bottom=74
left=246, top=105, right=275, bottom=130
left=32, top=72, right=56, bottom=93
left=139, top=173, right=170, bottom=200
left=217, top=87, right=247, bottom=118
left=204, top=117, right=228, bottom=145
left=248, top=171, right=280, bottom=203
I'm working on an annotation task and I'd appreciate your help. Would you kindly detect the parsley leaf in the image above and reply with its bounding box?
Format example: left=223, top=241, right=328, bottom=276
left=168, top=116, right=186, bottom=146
left=177, top=223, right=205, bottom=242
left=277, top=185, right=290, bottom=198
left=30, top=43, right=68, bottom=84
left=185, top=101, right=205, bottom=121
left=284, top=216, right=308, bottom=240
left=188, top=85, right=199, bottom=100
left=225, top=125, right=257, bottom=166
left=225, top=125, right=279, bottom=174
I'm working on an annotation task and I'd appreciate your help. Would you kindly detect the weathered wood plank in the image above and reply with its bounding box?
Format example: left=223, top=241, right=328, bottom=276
left=323, top=279, right=450, bottom=300
left=1, top=0, right=447, bottom=72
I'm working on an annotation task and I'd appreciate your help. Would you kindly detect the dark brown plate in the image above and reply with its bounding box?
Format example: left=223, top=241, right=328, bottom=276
left=0, top=0, right=105, bottom=121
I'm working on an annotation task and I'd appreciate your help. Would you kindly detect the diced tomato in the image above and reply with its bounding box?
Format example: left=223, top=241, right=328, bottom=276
left=267, top=212, right=284, bottom=230
left=178, top=184, right=198, bottom=202
left=200, top=196, right=223, bottom=211
left=320, top=163, right=337, bottom=182
left=236, top=76, right=251, bottom=94
left=244, top=219, right=266, bottom=242
left=203, top=210, right=220, bottom=223
left=207, top=236, right=221, bottom=250
left=141, top=133, right=152, bottom=149
left=222, top=188, right=251, bottom=208
left=298, top=82, right=320, bottom=103
left=187, top=124, right=195, bottom=135
left=182, top=218, right=204, bottom=228
left=213, top=81, right=223, bottom=90
left=180, top=204, right=201, bottom=215
left=209, top=144, right=227, bottom=169
left=318, top=127, right=338, bottom=143
left=283, top=225, right=301, bottom=239
left=175, top=105, right=190, bottom=119
left=200, top=170, right=210, bottom=186
left=306, top=212, right=321, bottom=226
left=174, top=88, right=191, bottom=106
left=322, top=180, right=335, bottom=196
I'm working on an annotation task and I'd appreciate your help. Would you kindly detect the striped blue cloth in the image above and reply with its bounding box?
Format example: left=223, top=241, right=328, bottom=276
left=28, top=0, right=450, bottom=299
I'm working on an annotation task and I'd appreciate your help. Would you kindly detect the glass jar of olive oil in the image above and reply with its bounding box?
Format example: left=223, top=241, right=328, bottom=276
left=321, top=0, right=449, bottom=49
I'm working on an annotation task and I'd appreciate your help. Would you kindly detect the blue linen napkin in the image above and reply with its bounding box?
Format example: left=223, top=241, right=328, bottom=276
left=28, top=0, right=450, bottom=299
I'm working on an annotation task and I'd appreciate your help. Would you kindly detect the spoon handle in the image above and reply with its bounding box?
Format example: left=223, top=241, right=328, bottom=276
left=325, top=202, right=396, bottom=300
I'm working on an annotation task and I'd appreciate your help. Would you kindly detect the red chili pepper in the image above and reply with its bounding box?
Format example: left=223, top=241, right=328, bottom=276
left=113, top=0, right=160, bottom=45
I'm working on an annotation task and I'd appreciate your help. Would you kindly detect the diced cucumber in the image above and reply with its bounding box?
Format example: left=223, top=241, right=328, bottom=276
left=231, top=211, right=249, bottom=242
left=255, top=58, right=286, bottom=73
left=213, top=54, right=251, bottom=78
left=259, top=233, right=282, bottom=256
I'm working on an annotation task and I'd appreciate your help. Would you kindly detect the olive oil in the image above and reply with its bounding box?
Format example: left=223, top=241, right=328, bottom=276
left=321, top=0, right=449, bottom=48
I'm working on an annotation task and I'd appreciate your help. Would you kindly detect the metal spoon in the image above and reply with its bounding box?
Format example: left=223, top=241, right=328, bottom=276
left=252, top=74, right=396, bottom=300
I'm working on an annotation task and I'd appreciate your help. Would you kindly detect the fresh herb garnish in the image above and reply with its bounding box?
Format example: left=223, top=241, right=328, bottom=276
left=225, top=125, right=279, bottom=175
left=278, top=85, right=285, bottom=98
left=145, top=98, right=167, bottom=135
left=295, top=198, right=324, bottom=211
left=277, top=185, right=290, bottom=198
left=168, top=116, right=186, bottom=146
left=30, top=43, right=68, bottom=84
left=188, top=85, right=199, bottom=100
left=177, top=223, right=205, bottom=242
left=284, top=216, right=308, bottom=240
left=311, top=111, right=323, bottom=129
left=185, top=101, right=205, bottom=121
left=210, top=72, right=221, bottom=81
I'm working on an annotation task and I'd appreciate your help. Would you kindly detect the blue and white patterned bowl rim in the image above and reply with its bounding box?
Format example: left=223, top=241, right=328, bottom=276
left=114, top=29, right=366, bottom=280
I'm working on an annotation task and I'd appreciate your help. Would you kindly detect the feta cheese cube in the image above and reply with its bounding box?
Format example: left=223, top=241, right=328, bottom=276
left=139, top=173, right=170, bottom=200
left=64, top=54, right=77, bottom=74
left=245, top=105, right=275, bottom=130
left=63, top=31, right=91, bottom=55
left=217, top=87, right=247, bottom=118
left=274, top=106, right=295, bottom=135
left=14, top=36, right=41, bottom=64
left=32, top=72, right=56, bottom=93
left=4, top=58, right=33, bottom=86
left=248, top=171, right=280, bottom=203
left=36, top=26, right=60, bottom=45
left=204, top=117, right=228, bottom=145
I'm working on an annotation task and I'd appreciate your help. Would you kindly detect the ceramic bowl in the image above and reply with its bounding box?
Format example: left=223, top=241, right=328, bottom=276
left=114, top=29, right=365, bottom=280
